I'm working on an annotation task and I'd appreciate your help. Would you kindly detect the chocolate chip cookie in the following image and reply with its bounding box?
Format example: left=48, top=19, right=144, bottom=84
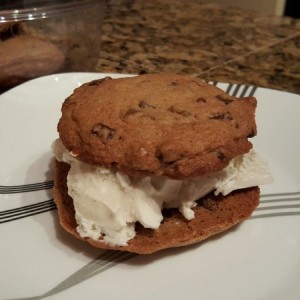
left=58, top=73, right=256, bottom=179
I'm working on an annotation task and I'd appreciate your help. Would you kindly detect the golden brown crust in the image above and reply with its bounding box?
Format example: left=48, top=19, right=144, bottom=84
left=53, top=160, right=260, bottom=254
left=58, top=74, right=257, bottom=179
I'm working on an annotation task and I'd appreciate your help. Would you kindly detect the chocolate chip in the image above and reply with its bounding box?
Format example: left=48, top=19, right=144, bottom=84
left=198, top=197, right=218, bottom=211
left=217, top=151, right=226, bottom=161
left=156, top=153, right=164, bottom=163
left=196, top=97, right=206, bottom=103
left=122, top=108, right=140, bottom=121
left=162, top=208, right=178, bottom=219
left=91, top=123, right=115, bottom=142
left=156, top=152, right=180, bottom=166
left=122, top=107, right=156, bottom=121
left=138, top=100, right=156, bottom=109
left=216, top=94, right=234, bottom=105
left=209, top=112, right=233, bottom=120
left=247, top=128, right=256, bottom=138
left=169, top=106, right=192, bottom=117
left=88, top=77, right=112, bottom=86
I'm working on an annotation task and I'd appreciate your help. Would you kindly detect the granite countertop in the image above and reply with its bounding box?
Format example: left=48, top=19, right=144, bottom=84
left=97, top=0, right=300, bottom=94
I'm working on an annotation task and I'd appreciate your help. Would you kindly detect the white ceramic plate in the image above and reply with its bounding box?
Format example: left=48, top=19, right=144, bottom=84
left=0, top=73, right=299, bottom=300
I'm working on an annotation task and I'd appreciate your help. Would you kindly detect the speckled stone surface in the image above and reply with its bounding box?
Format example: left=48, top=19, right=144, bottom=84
left=97, top=0, right=300, bottom=94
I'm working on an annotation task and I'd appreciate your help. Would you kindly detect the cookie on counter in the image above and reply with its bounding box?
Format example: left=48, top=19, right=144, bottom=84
left=0, top=35, right=65, bottom=87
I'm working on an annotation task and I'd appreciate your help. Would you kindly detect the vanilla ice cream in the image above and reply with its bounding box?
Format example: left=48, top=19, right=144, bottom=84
left=52, top=139, right=273, bottom=246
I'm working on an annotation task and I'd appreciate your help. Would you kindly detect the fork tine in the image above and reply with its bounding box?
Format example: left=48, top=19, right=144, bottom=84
left=0, top=199, right=56, bottom=224
left=86, top=251, right=136, bottom=277
left=231, top=84, right=242, bottom=97
left=0, top=206, right=57, bottom=224
left=239, top=85, right=249, bottom=97
left=260, top=191, right=300, bottom=198
left=0, top=199, right=55, bottom=216
left=256, top=204, right=300, bottom=211
left=251, top=211, right=300, bottom=219
left=225, top=83, right=234, bottom=94
left=260, top=197, right=300, bottom=204
left=252, top=192, right=300, bottom=219
left=0, top=180, right=54, bottom=194
left=248, top=86, right=257, bottom=97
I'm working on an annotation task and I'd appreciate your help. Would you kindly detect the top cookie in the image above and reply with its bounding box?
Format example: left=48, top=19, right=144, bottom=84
left=58, top=73, right=257, bottom=179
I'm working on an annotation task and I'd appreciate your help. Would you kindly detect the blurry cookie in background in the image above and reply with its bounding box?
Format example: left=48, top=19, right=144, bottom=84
left=0, top=35, right=65, bottom=87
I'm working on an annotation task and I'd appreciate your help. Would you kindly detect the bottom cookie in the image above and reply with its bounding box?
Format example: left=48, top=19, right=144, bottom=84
left=53, top=160, right=259, bottom=254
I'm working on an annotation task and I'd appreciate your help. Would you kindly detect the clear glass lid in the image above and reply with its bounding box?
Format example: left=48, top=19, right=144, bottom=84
left=0, top=0, right=100, bottom=21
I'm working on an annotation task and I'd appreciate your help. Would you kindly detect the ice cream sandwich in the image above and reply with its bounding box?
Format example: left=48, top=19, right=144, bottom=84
left=52, top=74, right=272, bottom=254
